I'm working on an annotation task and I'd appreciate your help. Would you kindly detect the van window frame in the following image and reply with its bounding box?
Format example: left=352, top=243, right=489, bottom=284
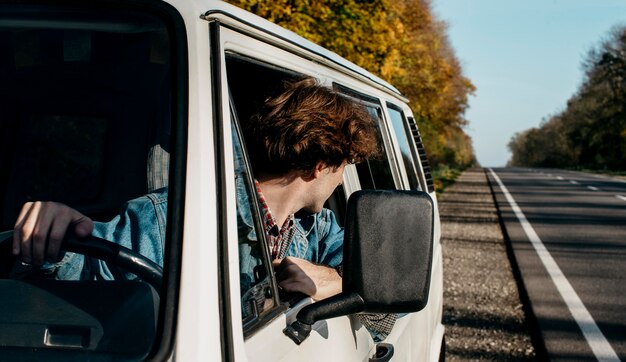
left=155, top=2, right=188, bottom=359
left=209, top=21, right=237, bottom=362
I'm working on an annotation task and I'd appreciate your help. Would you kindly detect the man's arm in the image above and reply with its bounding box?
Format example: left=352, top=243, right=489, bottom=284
left=13, top=202, right=93, bottom=265
left=272, top=257, right=341, bottom=301
left=12, top=190, right=166, bottom=273
left=271, top=208, right=345, bottom=300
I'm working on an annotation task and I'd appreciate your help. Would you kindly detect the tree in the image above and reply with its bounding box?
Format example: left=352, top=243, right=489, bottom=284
left=226, top=0, right=477, bottom=170
left=509, top=25, right=626, bottom=171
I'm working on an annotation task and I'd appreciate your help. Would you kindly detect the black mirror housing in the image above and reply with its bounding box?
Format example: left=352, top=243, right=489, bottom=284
left=284, top=190, right=435, bottom=344
left=343, top=189, right=434, bottom=313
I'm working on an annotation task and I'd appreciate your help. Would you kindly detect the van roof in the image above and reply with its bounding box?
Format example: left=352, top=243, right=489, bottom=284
left=201, top=1, right=406, bottom=101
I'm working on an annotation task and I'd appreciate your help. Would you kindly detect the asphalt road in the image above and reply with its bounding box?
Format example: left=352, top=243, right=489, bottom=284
left=487, top=168, right=626, bottom=362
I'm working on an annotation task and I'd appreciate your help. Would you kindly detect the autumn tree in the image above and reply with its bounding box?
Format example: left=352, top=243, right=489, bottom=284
left=226, top=0, right=477, bottom=170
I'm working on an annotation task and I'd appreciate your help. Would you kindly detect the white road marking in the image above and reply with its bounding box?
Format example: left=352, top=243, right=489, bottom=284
left=587, top=186, right=599, bottom=191
left=616, top=195, right=626, bottom=202
left=570, top=180, right=579, bottom=185
left=488, top=169, right=620, bottom=362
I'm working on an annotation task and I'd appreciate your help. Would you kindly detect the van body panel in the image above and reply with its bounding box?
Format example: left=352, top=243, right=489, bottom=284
left=170, top=4, right=222, bottom=360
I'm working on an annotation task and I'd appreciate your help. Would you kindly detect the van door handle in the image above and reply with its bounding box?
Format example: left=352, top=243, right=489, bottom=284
left=369, top=343, right=394, bottom=362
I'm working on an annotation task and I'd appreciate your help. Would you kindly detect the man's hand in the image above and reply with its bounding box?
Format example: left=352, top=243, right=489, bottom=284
left=13, top=202, right=93, bottom=266
left=272, top=257, right=342, bottom=301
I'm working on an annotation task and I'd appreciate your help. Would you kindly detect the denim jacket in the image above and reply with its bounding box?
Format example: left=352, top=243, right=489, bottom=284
left=49, top=185, right=344, bottom=283
left=50, top=188, right=168, bottom=281
left=46, top=185, right=393, bottom=341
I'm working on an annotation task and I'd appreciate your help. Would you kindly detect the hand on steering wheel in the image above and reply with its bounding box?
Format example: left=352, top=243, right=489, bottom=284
left=0, top=230, right=163, bottom=291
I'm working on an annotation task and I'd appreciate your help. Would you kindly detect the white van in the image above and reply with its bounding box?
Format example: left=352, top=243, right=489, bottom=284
left=0, top=0, right=444, bottom=361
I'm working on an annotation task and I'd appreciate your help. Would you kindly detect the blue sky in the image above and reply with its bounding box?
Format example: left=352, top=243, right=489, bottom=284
left=433, top=0, right=626, bottom=167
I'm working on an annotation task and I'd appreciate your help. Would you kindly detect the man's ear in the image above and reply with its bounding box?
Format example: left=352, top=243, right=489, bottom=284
left=312, top=161, right=327, bottom=179
left=301, top=162, right=328, bottom=182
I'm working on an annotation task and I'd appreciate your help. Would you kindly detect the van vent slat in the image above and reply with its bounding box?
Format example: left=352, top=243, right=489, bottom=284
left=408, top=118, right=434, bottom=193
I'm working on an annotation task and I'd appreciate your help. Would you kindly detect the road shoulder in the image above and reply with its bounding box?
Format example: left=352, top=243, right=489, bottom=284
left=439, top=168, right=536, bottom=361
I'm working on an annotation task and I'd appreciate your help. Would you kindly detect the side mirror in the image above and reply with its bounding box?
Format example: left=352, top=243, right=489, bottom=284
left=284, top=190, right=434, bottom=344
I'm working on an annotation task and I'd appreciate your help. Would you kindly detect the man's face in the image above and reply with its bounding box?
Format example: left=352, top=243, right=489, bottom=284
left=303, top=162, right=346, bottom=213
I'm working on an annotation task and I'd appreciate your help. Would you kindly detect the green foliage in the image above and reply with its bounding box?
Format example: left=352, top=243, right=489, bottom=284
left=226, top=0, right=477, bottom=170
left=509, top=25, right=626, bottom=171
left=432, top=165, right=462, bottom=194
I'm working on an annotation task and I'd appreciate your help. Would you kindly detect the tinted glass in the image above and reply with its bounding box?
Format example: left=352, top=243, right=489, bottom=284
left=387, top=105, right=420, bottom=190
left=231, top=117, right=276, bottom=324
left=0, top=10, right=172, bottom=227
left=0, top=5, right=175, bottom=359
left=355, top=105, right=396, bottom=190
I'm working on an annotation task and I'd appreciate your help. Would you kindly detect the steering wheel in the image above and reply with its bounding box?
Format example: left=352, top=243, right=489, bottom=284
left=0, top=230, right=163, bottom=292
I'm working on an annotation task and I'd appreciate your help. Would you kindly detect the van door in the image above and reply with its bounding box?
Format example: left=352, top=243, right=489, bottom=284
left=330, top=88, right=434, bottom=361
left=207, top=20, right=377, bottom=361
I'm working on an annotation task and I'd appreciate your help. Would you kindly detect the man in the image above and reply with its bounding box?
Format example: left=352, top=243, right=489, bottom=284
left=12, top=77, right=379, bottom=302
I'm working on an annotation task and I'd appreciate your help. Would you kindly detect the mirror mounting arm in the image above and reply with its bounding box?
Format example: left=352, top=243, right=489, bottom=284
left=283, top=292, right=364, bottom=345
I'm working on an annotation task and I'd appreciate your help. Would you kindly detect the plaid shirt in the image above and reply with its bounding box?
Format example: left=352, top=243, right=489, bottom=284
left=255, top=180, right=295, bottom=260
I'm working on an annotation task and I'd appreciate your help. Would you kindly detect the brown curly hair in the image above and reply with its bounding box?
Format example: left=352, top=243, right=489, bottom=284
left=244, top=77, right=380, bottom=177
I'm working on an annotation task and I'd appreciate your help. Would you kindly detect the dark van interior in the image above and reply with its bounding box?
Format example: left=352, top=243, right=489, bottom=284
left=0, top=4, right=175, bottom=360
left=0, top=7, right=172, bottom=230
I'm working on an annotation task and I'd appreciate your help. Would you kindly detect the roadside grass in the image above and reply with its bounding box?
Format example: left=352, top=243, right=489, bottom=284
left=433, top=166, right=463, bottom=195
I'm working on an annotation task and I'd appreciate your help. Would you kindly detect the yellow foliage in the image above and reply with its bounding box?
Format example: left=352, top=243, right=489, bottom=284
left=226, top=0, right=477, bottom=169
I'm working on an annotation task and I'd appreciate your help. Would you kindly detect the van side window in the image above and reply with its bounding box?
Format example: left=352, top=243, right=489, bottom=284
left=387, top=104, right=420, bottom=190
left=324, top=186, right=347, bottom=227
left=333, top=84, right=396, bottom=190
left=356, top=105, right=396, bottom=190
